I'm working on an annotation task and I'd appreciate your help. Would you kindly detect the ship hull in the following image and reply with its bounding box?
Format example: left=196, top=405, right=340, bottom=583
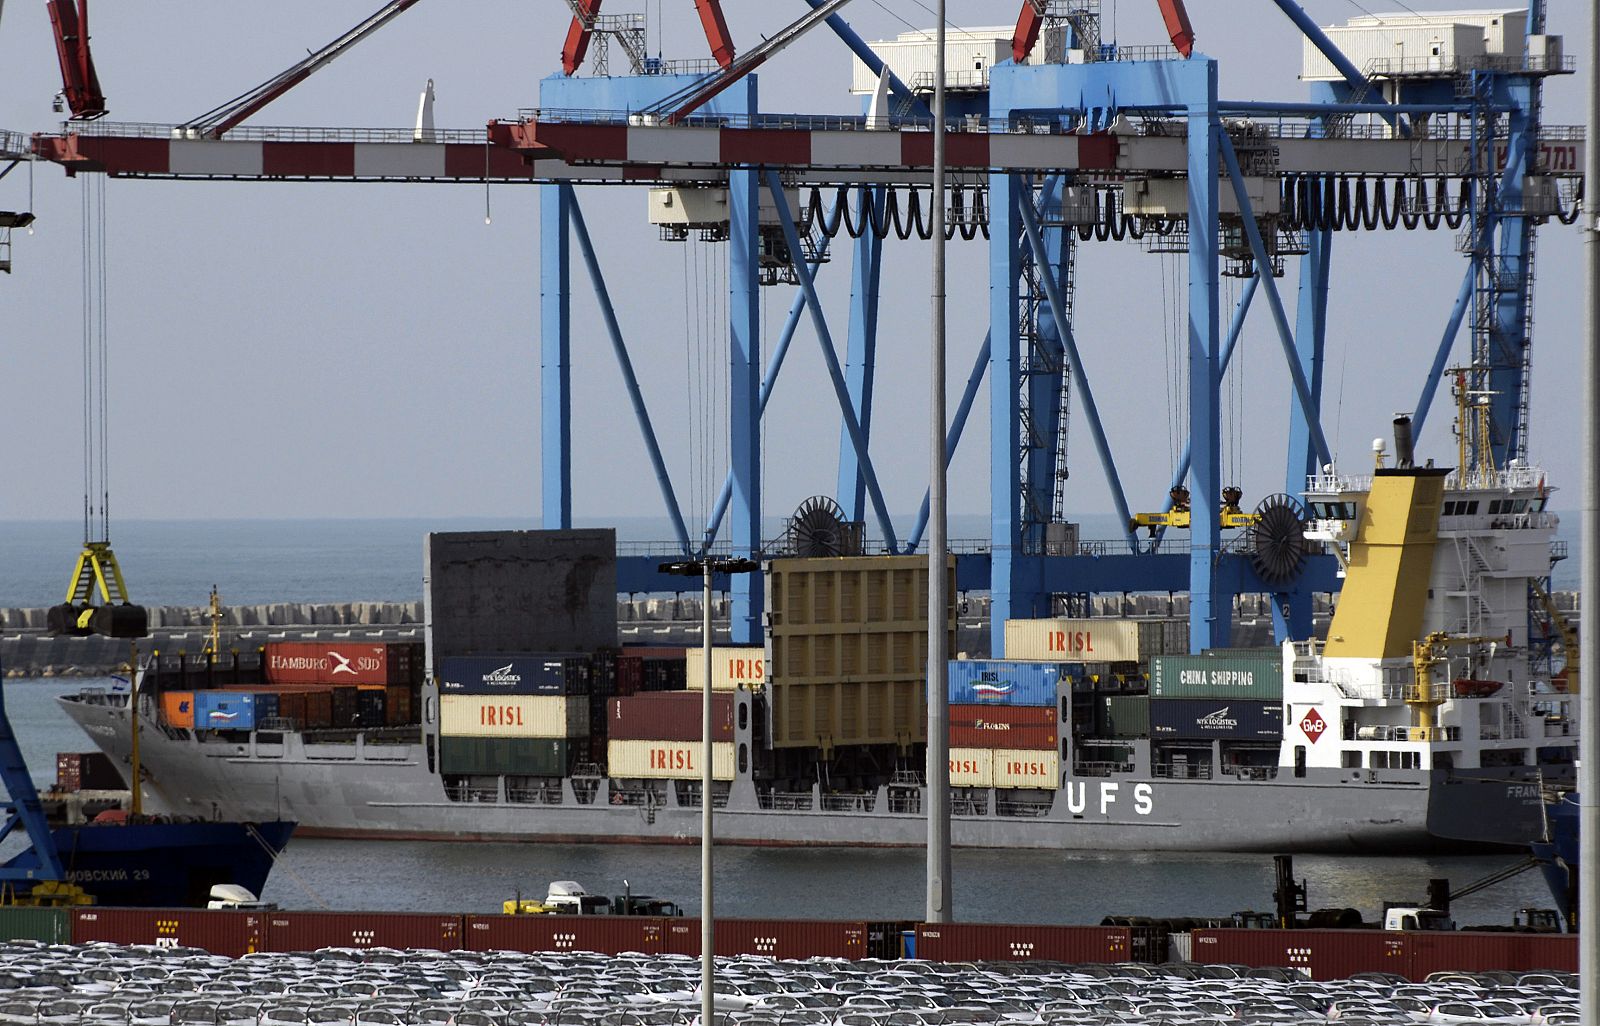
left=61, top=694, right=1553, bottom=854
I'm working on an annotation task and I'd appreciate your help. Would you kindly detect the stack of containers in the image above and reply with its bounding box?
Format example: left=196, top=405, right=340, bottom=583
left=1146, top=650, right=1285, bottom=740
left=435, top=655, right=591, bottom=777
left=584, top=649, right=619, bottom=768
left=1004, top=619, right=1189, bottom=738
left=607, top=692, right=735, bottom=781
left=946, top=661, right=1062, bottom=789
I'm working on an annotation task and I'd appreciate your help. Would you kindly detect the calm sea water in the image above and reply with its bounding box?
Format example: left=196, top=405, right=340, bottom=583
left=1, top=678, right=1560, bottom=924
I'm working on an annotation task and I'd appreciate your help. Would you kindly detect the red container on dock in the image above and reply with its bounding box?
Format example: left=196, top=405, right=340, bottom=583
left=949, top=705, right=1058, bottom=750
left=265, top=911, right=462, bottom=952
left=72, top=909, right=264, bottom=957
left=55, top=752, right=123, bottom=791
left=608, top=693, right=734, bottom=742
left=263, top=641, right=421, bottom=687
left=1406, top=932, right=1577, bottom=977
left=913, top=923, right=1134, bottom=963
left=1192, top=929, right=1412, bottom=981
left=464, top=915, right=666, bottom=955
left=661, top=919, right=870, bottom=959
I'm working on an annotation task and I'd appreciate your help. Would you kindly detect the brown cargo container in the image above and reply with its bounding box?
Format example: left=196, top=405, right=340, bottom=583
left=1191, top=929, right=1409, bottom=981
left=73, top=909, right=264, bottom=957
left=463, top=915, right=666, bottom=955
left=385, top=684, right=414, bottom=726
left=264, top=641, right=421, bottom=687
left=949, top=705, right=1057, bottom=750
left=608, top=693, right=733, bottom=742
left=265, top=911, right=462, bottom=952
left=1406, top=931, right=1577, bottom=977
left=914, top=923, right=1134, bottom=963
left=661, top=919, right=870, bottom=959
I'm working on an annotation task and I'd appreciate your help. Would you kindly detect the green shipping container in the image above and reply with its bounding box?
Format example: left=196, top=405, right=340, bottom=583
left=1099, top=695, right=1150, bottom=738
left=439, top=736, right=568, bottom=776
left=1149, top=651, right=1284, bottom=701
left=0, top=906, right=69, bottom=943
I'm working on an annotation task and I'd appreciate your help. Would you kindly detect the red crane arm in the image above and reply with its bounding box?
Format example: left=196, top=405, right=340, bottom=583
left=692, top=0, right=736, bottom=68
left=1157, top=0, right=1195, bottom=58
left=1013, top=0, right=1193, bottom=62
left=561, top=0, right=604, bottom=77
left=46, top=0, right=107, bottom=120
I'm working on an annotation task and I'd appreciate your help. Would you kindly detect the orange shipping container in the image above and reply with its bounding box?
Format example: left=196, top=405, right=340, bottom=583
left=162, top=691, right=195, bottom=729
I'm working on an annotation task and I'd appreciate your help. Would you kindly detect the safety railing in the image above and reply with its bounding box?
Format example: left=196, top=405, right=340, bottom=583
left=0, top=131, right=31, bottom=159
left=758, top=789, right=815, bottom=811
left=507, top=786, right=564, bottom=806
left=820, top=792, right=876, bottom=813
left=67, top=121, right=496, bottom=145
left=996, top=797, right=1054, bottom=817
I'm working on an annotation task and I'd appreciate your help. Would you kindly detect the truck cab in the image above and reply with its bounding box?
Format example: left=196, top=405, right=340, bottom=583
left=1383, top=906, right=1454, bottom=932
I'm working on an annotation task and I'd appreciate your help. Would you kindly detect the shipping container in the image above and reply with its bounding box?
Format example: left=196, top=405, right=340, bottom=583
left=277, top=689, right=333, bottom=730
left=661, top=918, right=870, bottom=959
left=330, top=686, right=359, bottom=728
left=947, top=661, right=1062, bottom=707
left=1192, top=928, right=1409, bottom=981
left=73, top=909, right=265, bottom=957
left=607, top=739, right=735, bottom=780
left=384, top=684, right=414, bottom=726
left=609, top=693, right=733, bottom=742
left=55, top=751, right=122, bottom=791
left=0, top=906, right=69, bottom=943
left=1005, top=618, right=1188, bottom=663
left=160, top=691, right=195, bottom=730
left=1149, top=698, right=1283, bottom=740
left=463, top=915, right=666, bottom=955
left=947, top=748, right=994, bottom=787
left=615, top=656, right=644, bottom=696
left=440, top=695, right=589, bottom=739
left=437, top=654, right=589, bottom=696
left=949, top=705, right=1057, bottom=750
left=768, top=678, right=926, bottom=749
left=992, top=748, right=1061, bottom=789
left=192, top=692, right=259, bottom=731
left=686, top=646, right=766, bottom=690
left=1099, top=695, right=1151, bottom=737
left=1150, top=651, right=1285, bottom=701
left=640, top=657, right=688, bottom=692
left=265, top=912, right=461, bottom=953
left=913, top=923, right=1135, bottom=963
left=264, top=641, right=420, bottom=687
left=438, top=737, right=568, bottom=777
left=1407, top=931, right=1578, bottom=977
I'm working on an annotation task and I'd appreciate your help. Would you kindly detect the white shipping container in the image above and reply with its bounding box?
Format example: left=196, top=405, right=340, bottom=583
left=948, top=748, right=994, bottom=788
left=440, top=695, right=588, bottom=739
left=992, top=748, right=1061, bottom=790
left=607, top=739, right=735, bottom=781
left=686, top=646, right=767, bottom=691
left=1004, top=618, right=1188, bottom=663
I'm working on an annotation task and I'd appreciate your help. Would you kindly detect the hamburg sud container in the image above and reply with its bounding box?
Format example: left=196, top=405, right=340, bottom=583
left=1149, top=651, right=1284, bottom=701
left=686, top=646, right=765, bottom=691
left=947, top=660, right=1061, bottom=707
left=439, top=695, right=589, bottom=738
left=1004, top=618, right=1188, bottom=663
left=263, top=641, right=420, bottom=686
left=436, top=655, right=589, bottom=696
left=1149, top=698, right=1282, bottom=740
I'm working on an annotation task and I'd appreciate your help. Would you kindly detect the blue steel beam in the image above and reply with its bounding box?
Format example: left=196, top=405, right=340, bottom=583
left=1268, top=0, right=1380, bottom=100
left=801, top=0, right=930, bottom=120
left=566, top=186, right=694, bottom=556
left=908, top=331, right=992, bottom=552
left=764, top=170, right=900, bottom=552
left=837, top=186, right=884, bottom=524
left=1285, top=223, right=1330, bottom=495
left=1487, top=73, right=1537, bottom=464
left=728, top=168, right=762, bottom=644
left=1186, top=60, right=1225, bottom=651
left=1412, top=230, right=1488, bottom=445
left=541, top=184, right=573, bottom=530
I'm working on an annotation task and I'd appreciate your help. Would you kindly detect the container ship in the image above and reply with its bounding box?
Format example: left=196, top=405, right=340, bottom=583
left=54, top=440, right=1575, bottom=853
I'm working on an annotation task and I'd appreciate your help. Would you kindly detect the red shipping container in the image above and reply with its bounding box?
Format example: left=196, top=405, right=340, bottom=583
left=616, top=656, right=644, bottom=696
left=73, top=909, right=265, bottom=957
left=264, top=642, right=420, bottom=687
left=661, top=919, right=869, bottom=960
left=609, top=693, right=733, bottom=742
left=949, top=705, right=1058, bottom=750
left=385, top=684, right=414, bottom=726
left=55, top=752, right=123, bottom=791
left=1191, top=929, right=1409, bottom=981
left=914, top=923, right=1134, bottom=963
left=463, top=915, right=666, bottom=955
left=1407, top=931, right=1577, bottom=977
left=265, top=912, right=462, bottom=952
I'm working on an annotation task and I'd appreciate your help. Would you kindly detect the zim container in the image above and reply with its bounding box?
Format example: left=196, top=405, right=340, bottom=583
left=606, top=739, right=735, bottom=780
left=1150, top=651, right=1285, bottom=701
left=609, top=692, right=733, bottom=742
left=947, top=660, right=1062, bottom=707
left=440, top=695, right=589, bottom=739
left=1005, top=618, right=1189, bottom=663
left=438, top=737, right=568, bottom=777
left=949, top=704, right=1058, bottom=750
left=437, top=654, right=590, bottom=696
left=1149, top=698, right=1283, bottom=740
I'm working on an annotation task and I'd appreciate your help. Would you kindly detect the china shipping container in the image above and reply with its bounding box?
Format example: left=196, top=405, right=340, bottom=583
left=660, top=918, right=870, bottom=959
left=437, top=654, right=590, bottom=696
left=606, top=739, right=735, bottom=780
left=1098, top=695, right=1151, bottom=737
left=265, top=911, right=462, bottom=953
left=949, top=705, right=1058, bottom=749
left=913, top=923, right=1135, bottom=963
left=0, top=907, right=69, bottom=943
left=55, top=751, right=122, bottom=791
left=438, top=737, right=568, bottom=777
left=609, top=693, right=734, bottom=742
left=161, top=691, right=195, bottom=729
left=1150, top=651, right=1285, bottom=701
left=1149, top=698, right=1283, bottom=740
left=440, top=695, right=590, bottom=739
left=192, top=692, right=259, bottom=731
left=769, top=678, right=927, bottom=749
left=73, top=909, right=265, bottom=957
left=686, top=646, right=767, bottom=691
left=947, top=660, right=1062, bottom=707
left=263, top=641, right=421, bottom=687
left=1005, top=618, right=1188, bottom=663
left=462, top=915, right=666, bottom=955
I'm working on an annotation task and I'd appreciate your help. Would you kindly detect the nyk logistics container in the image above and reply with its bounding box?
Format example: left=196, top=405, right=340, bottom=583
left=437, top=655, right=589, bottom=696
left=607, top=739, right=735, bottom=780
left=1004, top=618, right=1188, bottom=663
left=1149, top=698, right=1283, bottom=740
left=440, top=695, right=590, bottom=739
left=609, top=693, right=734, bottom=742
left=947, top=660, right=1061, bottom=707
left=439, top=737, right=568, bottom=777
left=1150, top=651, right=1284, bottom=701
left=264, top=641, right=421, bottom=686
left=686, top=646, right=766, bottom=691
left=949, top=705, right=1057, bottom=750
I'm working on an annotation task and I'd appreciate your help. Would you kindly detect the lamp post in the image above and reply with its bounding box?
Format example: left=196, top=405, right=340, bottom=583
left=658, top=555, right=760, bottom=1026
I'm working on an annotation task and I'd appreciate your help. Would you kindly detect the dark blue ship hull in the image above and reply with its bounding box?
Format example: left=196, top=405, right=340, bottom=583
left=1532, top=793, right=1578, bottom=925
left=2, top=820, right=295, bottom=907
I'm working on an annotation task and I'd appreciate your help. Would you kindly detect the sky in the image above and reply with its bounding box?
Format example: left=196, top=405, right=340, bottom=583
left=0, top=2, right=1588, bottom=544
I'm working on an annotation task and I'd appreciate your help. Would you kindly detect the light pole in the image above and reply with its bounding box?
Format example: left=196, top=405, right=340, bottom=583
left=658, top=555, right=759, bottom=1026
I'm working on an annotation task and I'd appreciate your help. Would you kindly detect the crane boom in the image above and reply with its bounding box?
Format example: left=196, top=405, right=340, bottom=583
left=46, top=0, right=106, bottom=120
left=1157, top=0, right=1195, bottom=58
left=692, top=0, right=735, bottom=68
left=561, top=0, right=604, bottom=77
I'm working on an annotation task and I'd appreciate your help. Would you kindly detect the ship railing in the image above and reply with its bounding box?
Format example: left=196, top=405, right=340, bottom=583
left=996, top=798, right=1053, bottom=817
left=951, top=796, right=988, bottom=816
left=607, top=785, right=662, bottom=807
left=759, top=790, right=815, bottom=812
left=886, top=791, right=922, bottom=815
left=507, top=786, right=564, bottom=806
left=1152, top=763, right=1213, bottom=780
left=1222, top=764, right=1279, bottom=781
left=820, top=792, right=876, bottom=813
left=444, top=782, right=499, bottom=803
left=1072, top=760, right=1134, bottom=778
left=673, top=788, right=730, bottom=810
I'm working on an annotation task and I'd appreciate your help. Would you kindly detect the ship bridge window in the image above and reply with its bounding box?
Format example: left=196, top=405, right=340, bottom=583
left=1308, top=501, right=1356, bottom=519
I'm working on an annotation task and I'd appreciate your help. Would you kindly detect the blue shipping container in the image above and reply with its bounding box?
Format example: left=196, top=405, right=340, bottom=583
left=947, top=661, right=1062, bottom=707
left=192, top=692, right=257, bottom=731
left=1149, top=699, right=1282, bottom=740
left=437, top=655, right=584, bottom=696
